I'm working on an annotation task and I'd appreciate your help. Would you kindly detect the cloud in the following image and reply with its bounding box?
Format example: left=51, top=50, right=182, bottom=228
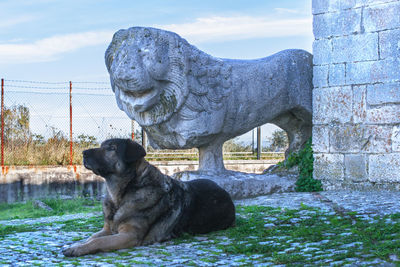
left=0, top=14, right=312, bottom=64
left=155, top=15, right=312, bottom=43
left=0, top=31, right=113, bottom=63
left=274, top=8, right=300, bottom=14
left=0, top=15, right=37, bottom=28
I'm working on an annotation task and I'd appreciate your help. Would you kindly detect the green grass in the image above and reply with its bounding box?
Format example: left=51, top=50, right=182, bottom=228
left=0, top=224, right=37, bottom=238
left=0, top=197, right=102, bottom=220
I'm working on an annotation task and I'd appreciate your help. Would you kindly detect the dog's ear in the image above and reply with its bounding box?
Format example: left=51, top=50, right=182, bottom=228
left=123, top=139, right=146, bottom=163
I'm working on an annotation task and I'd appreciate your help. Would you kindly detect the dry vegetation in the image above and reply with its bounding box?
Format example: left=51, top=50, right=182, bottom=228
left=2, top=104, right=286, bottom=165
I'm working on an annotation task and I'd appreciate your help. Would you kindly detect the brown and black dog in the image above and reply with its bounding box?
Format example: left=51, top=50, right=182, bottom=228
left=63, top=139, right=235, bottom=257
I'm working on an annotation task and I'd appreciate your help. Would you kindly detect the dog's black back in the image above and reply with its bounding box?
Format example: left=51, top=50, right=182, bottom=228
left=180, top=179, right=235, bottom=234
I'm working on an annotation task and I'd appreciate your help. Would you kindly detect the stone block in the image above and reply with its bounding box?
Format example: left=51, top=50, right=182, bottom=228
left=393, top=126, right=400, bottom=152
left=367, top=82, right=400, bottom=105
left=346, top=59, right=400, bottom=84
left=363, top=125, right=392, bottom=153
left=330, top=125, right=365, bottom=153
left=369, top=153, right=400, bottom=182
left=344, top=154, right=367, bottom=181
left=312, top=0, right=331, bottom=14
left=313, top=39, right=332, bottom=65
left=313, top=9, right=362, bottom=39
left=339, top=0, right=360, bottom=9
left=367, top=105, right=400, bottom=124
left=328, top=63, right=346, bottom=86
left=352, top=85, right=367, bottom=123
left=364, top=2, right=400, bottom=32
left=346, top=61, right=374, bottom=84
left=330, top=125, right=392, bottom=153
left=332, top=33, right=379, bottom=63
left=312, top=126, right=330, bottom=153
left=313, top=65, right=329, bottom=88
left=312, top=0, right=361, bottom=15
left=379, top=28, right=400, bottom=59
left=313, top=86, right=352, bottom=124
left=314, top=153, right=344, bottom=181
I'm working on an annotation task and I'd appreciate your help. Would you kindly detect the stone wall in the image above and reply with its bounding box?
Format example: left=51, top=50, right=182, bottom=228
left=312, top=0, right=400, bottom=189
left=0, top=160, right=277, bottom=203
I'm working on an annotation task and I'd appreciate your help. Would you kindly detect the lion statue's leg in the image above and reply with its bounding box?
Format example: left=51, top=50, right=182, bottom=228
left=198, top=141, right=225, bottom=173
left=271, top=108, right=312, bottom=158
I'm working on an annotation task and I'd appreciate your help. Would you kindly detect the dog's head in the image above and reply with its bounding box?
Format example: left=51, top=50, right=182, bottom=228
left=83, top=139, right=146, bottom=178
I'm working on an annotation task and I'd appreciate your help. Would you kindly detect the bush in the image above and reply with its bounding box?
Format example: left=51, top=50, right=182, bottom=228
left=280, top=138, right=322, bottom=192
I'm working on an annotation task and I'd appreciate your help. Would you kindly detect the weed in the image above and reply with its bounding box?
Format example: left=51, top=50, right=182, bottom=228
left=0, top=224, right=37, bottom=237
left=279, top=138, right=322, bottom=192
left=59, top=215, right=103, bottom=232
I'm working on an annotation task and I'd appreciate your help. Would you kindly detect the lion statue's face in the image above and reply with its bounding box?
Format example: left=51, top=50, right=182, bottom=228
left=105, top=27, right=188, bottom=126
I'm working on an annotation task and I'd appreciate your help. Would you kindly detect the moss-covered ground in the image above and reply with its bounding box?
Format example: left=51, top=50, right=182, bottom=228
left=1, top=201, right=399, bottom=266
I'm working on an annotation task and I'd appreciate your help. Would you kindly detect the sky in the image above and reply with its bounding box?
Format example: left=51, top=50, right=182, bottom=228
left=0, top=0, right=313, bottom=145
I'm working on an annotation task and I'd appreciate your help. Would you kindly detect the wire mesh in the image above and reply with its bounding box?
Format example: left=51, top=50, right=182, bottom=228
left=0, top=79, right=285, bottom=166
left=1, top=79, right=133, bottom=165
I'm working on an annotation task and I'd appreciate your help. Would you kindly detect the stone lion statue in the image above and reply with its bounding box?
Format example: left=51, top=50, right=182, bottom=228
left=105, top=27, right=313, bottom=173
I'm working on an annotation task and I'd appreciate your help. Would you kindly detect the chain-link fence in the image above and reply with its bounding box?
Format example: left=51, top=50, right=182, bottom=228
left=0, top=78, right=284, bottom=166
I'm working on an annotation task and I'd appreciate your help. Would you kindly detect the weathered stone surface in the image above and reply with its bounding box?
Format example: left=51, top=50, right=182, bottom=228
left=393, top=126, right=400, bottom=152
left=313, top=39, right=332, bottom=64
left=344, top=154, right=367, bottom=181
left=105, top=27, right=313, bottom=172
left=366, top=105, right=400, bottom=124
left=313, top=65, right=329, bottom=88
left=312, top=0, right=360, bottom=15
left=328, top=63, right=346, bottom=86
left=331, top=33, right=379, bottom=63
left=346, top=59, right=400, bottom=84
left=379, top=28, right=400, bottom=59
left=329, top=125, right=392, bottom=153
left=369, top=153, right=400, bottom=182
left=364, top=2, right=400, bottom=32
left=313, top=0, right=400, bottom=189
left=312, top=126, right=330, bottom=153
left=367, top=83, right=400, bottom=105
left=352, top=85, right=367, bottom=123
left=313, top=9, right=362, bottom=39
left=312, top=0, right=331, bottom=14
left=173, top=171, right=297, bottom=199
left=313, top=153, right=344, bottom=182
left=329, top=125, right=365, bottom=153
left=313, top=86, right=352, bottom=124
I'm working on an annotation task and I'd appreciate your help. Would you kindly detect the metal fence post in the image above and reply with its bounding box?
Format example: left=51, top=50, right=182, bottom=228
left=1, top=78, right=4, bottom=168
left=69, top=81, right=73, bottom=166
left=257, top=126, right=261, bottom=160
left=142, top=128, right=147, bottom=150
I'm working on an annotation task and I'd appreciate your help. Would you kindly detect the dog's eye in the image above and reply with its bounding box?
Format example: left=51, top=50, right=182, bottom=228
left=108, top=145, right=117, bottom=151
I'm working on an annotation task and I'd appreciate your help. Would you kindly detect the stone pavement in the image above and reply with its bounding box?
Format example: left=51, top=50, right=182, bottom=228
left=1, top=190, right=399, bottom=266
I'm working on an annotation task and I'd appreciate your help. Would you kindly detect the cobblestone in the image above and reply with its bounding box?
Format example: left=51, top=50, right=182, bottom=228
left=0, top=190, right=399, bottom=266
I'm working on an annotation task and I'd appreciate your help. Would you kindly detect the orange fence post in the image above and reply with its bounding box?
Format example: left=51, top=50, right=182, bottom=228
left=131, top=120, right=135, bottom=140
left=69, top=81, right=73, bottom=166
left=1, top=78, right=4, bottom=168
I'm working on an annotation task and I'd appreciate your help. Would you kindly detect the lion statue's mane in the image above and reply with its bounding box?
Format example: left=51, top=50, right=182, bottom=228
left=105, top=27, right=232, bottom=127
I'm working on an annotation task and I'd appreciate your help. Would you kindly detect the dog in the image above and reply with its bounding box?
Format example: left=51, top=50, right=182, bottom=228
left=63, top=138, right=235, bottom=257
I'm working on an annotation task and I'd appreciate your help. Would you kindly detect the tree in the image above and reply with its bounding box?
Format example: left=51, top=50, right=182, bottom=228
left=267, top=130, right=288, bottom=152
left=3, top=104, right=30, bottom=143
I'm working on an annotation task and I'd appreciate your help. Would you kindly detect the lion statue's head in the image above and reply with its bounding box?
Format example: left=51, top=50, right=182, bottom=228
left=105, top=27, right=190, bottom=126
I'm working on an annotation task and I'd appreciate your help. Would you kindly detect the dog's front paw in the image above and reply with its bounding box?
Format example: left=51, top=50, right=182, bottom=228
left=62, top=243, right=86, bottom=257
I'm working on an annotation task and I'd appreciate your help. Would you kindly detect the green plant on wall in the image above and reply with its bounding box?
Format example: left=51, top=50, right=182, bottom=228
left=280, top=138, right=322, bottom=192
